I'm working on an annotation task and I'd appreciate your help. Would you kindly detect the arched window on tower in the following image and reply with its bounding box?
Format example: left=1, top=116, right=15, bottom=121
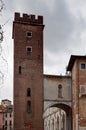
left=58, top=84, right=62, bottom=98
left=19, top=66, right=22, bottom=74
left=27, top=88, right=31, bottom=97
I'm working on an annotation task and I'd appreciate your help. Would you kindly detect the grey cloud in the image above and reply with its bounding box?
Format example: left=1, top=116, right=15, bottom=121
left=44, top=0, right=76, bottom=53
left=44, top=0, right=86, bottom=74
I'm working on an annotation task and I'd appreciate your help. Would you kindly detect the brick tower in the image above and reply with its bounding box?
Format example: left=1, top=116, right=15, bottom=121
left=13, top=12, right=44, bottom=130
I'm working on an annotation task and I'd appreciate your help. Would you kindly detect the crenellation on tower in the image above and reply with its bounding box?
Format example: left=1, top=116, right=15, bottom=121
left=14, top=12, right=43, bottom=24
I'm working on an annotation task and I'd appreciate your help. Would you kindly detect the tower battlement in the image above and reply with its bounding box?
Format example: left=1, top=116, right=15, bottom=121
left=14, top=12, right=43, bottom=24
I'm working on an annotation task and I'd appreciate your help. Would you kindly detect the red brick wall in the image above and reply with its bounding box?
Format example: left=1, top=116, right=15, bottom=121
left=72, top=59, right=86, bottom=130
left=13, top=13, right=44, bottom=130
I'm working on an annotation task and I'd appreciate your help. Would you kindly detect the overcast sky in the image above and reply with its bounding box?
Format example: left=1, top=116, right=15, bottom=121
left=1, top=0, right=86, bottom=102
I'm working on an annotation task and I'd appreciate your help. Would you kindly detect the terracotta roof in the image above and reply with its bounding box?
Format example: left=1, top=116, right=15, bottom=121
left=2, top=99, right=11, bottom=102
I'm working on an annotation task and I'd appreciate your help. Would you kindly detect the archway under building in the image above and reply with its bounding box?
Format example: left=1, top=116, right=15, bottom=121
left=43, top=103, right=72, bottom=130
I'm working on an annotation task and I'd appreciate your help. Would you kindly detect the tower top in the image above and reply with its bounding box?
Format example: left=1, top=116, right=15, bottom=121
left=14, top=12, right=43, bottom=25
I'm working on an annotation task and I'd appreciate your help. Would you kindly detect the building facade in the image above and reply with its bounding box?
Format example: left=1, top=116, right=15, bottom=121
left=3, top=105, right=13, bottom=130
left=67, top=55, right=86, bottom=130
left=0, top=99, right=13, bottom=130
left=1, top=99, right=11, bottom=107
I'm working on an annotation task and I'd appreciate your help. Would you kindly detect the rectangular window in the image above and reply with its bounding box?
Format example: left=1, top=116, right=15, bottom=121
left=26, top=31, right=32, bottom=38
left=19, top=66, right=22, bottom=74
left=5, top=127, right=7, bottom=130
left=27, top=88, right=31, bottom=97
left=27, top=101, right=31, bottom=113
left=26, top=46, right=32, bottom=55
left=10, top=113, right=11, bottom=117
left=81, top=63, right=86, bottom=69
left=5, top=121, right=7, bottom=126
left=9, top=120, right=12, bottom=126
left=5, top=114, right=7, bottom=118
left=80, top=85, right=86, bottom=95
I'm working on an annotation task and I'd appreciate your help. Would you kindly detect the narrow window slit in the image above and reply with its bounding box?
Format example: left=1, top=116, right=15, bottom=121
left=19, top=66, right=22, bottom=74
left=27, top=88, right=31, bottom=97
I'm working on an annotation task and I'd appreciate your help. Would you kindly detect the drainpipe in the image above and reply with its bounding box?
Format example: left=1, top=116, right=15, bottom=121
left=77, top=60, right=79, bottom=130
left=71, top=70, right=73, bottom=130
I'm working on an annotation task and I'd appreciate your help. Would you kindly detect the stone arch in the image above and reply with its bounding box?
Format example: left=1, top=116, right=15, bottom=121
left=44, top=103, right=72, bottom=130
left=50, top=103, right=72, bottom=115
left=44, top=101, right=71, bottom=112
